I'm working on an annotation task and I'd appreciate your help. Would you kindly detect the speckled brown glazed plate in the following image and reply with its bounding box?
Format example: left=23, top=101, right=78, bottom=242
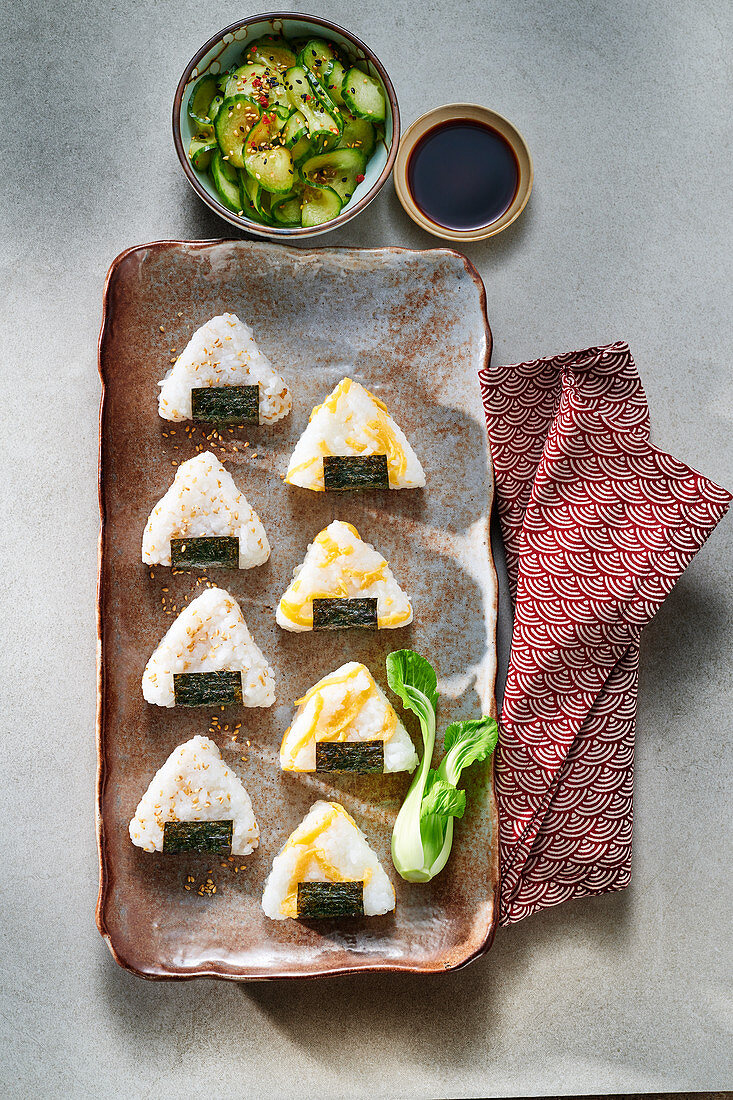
left=96, top=239, right=499, bottom=980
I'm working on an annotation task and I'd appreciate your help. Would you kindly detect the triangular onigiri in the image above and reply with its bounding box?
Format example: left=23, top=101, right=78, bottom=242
left=142, top=451, right=270, bottom=568
left=129, top=735, right=259, bottom=855
left=158, top=312, right=291, bottom=423
left=276, top=520, right=412, bottom=632
left=280, top=661, right=418, bottom=773
left=261, top=800, right=395, bottom=919
left=142, top=586, right=275, bottom=707
left=285, top=377, right=425, bottom=491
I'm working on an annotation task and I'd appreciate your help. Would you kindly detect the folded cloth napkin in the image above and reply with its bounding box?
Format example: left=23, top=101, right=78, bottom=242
left=479, top=341, right=731, bottom=925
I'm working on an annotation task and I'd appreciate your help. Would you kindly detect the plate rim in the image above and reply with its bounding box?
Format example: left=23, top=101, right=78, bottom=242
left=95, top=238, right=500, bottom=981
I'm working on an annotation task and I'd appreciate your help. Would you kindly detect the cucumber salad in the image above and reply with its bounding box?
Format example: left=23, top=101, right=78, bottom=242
left=186, top=35, right=387, bottom=228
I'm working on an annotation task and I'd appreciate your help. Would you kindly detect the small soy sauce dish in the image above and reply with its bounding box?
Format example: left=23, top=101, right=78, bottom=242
left=394, top=103, right=532, bottom=241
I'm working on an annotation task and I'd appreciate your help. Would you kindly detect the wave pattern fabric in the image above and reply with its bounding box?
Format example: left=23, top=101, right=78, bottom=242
left=479, top=341, right=731, bottom=925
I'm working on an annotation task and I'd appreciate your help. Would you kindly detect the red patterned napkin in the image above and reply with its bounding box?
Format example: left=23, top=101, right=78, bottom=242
left=478, top=341, right=731, bottom=925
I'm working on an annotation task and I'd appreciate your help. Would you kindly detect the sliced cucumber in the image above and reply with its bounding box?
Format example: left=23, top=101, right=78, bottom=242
left=263, top=73, right=291, bottom=112
left=246, top=37, right=296, bottom=73
left=342, top=67, right=386, bottom=122
left=238, top=170, right=267, bottom=223
left=191, top=119, right=214, bottom=140
left=283, top=66, right=309, bottom=104
left=188, top=74, right=218, bottom=126
left=225, top=62, right=267, bottom=99
left=298, top=41, right=346, bottom=106
left=188, top=135, right=217, bottom=171
left=323, top=58, right=346, bottom=105
left=227, top=64, right=289, bottom=112
left=302, top=64, right=342, bottom=123
left=260, top=189, right=282, bottom=224
left=241, top=173, right=279, bottom=223
left=337, top=115, right=376, bottom=157
left=271, top=194, right=302, bottom=225
left=214, top=95, right=260, bottom=169
left=244, top=113, right=294, bottom=194
left=284, top=67, right=341, bottom=142
left=312, top=131, right=341, bottom=155
left=300, top=148, right=367, bottom=204
left=211, top=150, right=243, bottom=213
left=282, top=110, right=307, bottom=148
left=290, top=134, right=313, bottom=165
left=301, top=184, right=342, bottom=227
left=241, top=173, right=264, bottom=216
left=297, top=38, right=337, bottom=76
left=207, top=93, right=224, bottom=123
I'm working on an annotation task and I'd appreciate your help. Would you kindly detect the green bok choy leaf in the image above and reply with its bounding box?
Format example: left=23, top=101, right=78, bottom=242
left=387, top=650, right=499, bottom=883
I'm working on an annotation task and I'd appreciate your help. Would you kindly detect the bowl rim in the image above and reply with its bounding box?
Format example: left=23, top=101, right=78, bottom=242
left=393, top=102, right=533, bottom=242
left=172, top=11, right=401, bottom=238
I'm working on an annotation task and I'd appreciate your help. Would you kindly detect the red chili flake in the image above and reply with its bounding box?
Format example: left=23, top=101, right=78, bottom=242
left=356, top=173, right=365, bottom=183
left=252, top=77, right=262, bottom=88
left=258, top=95, right=268, bottom=106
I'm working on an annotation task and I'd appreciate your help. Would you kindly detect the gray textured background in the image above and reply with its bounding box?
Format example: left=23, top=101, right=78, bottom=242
left=1, top=0, right=731, bottom=1096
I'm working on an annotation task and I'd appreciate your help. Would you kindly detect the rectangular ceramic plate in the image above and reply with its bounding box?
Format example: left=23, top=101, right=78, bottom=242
left=96, top=240, right=499, bottom=980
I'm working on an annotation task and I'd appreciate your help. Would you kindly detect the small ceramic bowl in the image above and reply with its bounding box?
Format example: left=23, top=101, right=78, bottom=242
left=394, top=103, right=532, bottom=242
left=173, top=13, right=400, bottom=239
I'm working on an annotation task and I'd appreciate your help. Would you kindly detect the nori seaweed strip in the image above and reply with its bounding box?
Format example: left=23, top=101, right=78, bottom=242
left=191, top=385, right=259, bottom=424
left=170, top=536, right=240, bottom=569
left=312, top=597, right=378, bottom=630
left=315, top=740, right=384, bottom=773
left=163, top=819, right=233, bottom=853
left=173, top=671, right=243, bottom=706
left=297, top=881, right=365, bottom=918
left=323, top=454, right=389, bottom=491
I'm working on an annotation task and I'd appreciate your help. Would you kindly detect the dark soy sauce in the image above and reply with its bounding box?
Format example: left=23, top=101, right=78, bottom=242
left=407, top=120, right=519, bottom=231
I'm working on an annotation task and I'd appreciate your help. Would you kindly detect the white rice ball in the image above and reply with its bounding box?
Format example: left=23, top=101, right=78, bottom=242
left=129, top=735, right=259, bottom=856
left=158, top=312, right=291, bottom=423
left=262, top=800, right=395, bottom=920
left=142, top=451, right=269, bottom=568
left=142, top=586, right=275, bottom=708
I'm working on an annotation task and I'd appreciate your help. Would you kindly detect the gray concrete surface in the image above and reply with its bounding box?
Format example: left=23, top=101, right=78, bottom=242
left=1, top=0, right=731, bottom=1096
